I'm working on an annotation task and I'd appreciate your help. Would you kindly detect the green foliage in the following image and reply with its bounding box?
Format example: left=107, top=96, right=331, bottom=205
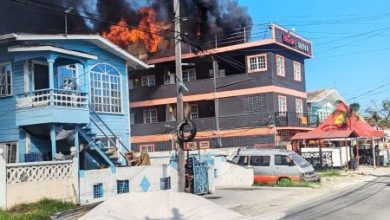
left=254, top=178, right=317, bottom=188
left=318, top=169, right=341, bottom=178
left=0, top=198, right=75, bottom=220
left=366, top=99, right=390, bottom=129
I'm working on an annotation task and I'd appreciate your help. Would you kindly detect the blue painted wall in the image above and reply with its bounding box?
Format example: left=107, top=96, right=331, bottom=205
left=0, top=44, right=24, bottom=142
left=0, top=38, right=133, bottom=162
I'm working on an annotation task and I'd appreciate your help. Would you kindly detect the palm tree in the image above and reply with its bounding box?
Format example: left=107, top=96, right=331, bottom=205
left=346, top=102, right=360, bottom=130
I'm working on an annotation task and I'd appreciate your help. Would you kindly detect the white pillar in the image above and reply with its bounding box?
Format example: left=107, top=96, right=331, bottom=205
left=72, top=156, right=80, bottom=204
left=0, top=149, right=7, bottom=210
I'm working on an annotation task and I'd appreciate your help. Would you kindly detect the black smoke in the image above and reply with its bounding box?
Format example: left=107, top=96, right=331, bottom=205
left=0, top=0, right=252, bottom=51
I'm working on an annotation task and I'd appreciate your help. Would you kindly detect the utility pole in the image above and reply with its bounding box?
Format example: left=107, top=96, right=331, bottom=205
left=174, top=0, right=185, bottom=192
left=64, top=7, right=73, bottom=36
left=212, top=57, right=222, bottom=147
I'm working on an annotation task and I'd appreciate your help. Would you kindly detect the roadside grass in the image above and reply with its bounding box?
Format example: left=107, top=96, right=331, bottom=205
left=318, top=169, right=342, bottom=178
left=0, top=198, right=76, bottom=220
left=254, top=178, right=319, bottom=188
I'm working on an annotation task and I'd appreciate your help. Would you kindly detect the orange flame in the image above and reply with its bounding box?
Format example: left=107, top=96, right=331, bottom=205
left=103, top=7, right=163, bottom=53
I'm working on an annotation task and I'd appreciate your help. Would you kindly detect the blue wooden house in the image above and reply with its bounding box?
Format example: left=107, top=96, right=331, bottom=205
left=0, top=33, right=148, bottom=168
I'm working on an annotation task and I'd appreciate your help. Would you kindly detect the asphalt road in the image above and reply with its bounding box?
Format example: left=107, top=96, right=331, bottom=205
left=280, top=174, right=390, bottom=220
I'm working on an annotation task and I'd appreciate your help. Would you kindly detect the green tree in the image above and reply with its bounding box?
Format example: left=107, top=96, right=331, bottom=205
left=366, top=99, right=390, bottom=129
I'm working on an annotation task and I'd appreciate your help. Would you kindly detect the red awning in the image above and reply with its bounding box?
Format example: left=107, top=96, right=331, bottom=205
left=292, top=101, right=385, bottom=141
left=291, top=130, right=357, bottom=140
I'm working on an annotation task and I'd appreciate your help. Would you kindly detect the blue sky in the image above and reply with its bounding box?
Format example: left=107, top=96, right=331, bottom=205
left=238, top=0, right=390, bottom=111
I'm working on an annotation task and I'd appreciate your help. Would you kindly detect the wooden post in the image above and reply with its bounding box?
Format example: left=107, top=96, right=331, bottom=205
left=319, top=139, right=323, bottom=169
left=356, top=138, right=360, bottom=170
left=372, top=138, right=376, bottom=168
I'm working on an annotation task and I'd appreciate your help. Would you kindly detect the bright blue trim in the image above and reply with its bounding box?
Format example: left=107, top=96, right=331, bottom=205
left=79, top=170, right=85, bottom=178
left=110, top=167, right=116, bottom=174
left=50, top=124, right=56, bottom=159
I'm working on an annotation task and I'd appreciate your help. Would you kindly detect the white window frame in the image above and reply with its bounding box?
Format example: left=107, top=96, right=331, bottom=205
left=0, top=62, right=13, bottom=97
left=189, top=104, right=199, bottom=119
left=0, top=142, right=18, bottom=163
left=99, top=136, right=120, bottom=148
left=246, top=54, right=267, bottom=73
left=318, top=110, right=330, bottom=123
left=141, top=74, right=156, bottom=87
left=90, top=63, right=123, bottom=114
left=278, top=95, right=287, bottom=116
left=182, top=69, right=196, bottom=82
left=276, top=55, right=285, bottom=77
left=295, top=98, right=303, bottom=115
left=58, top=64, right=79, bottom=90
left=293, top=61, right=302, bottom=82
left=143, top=109, right=158, bottom=124
left=140, top=144, right=155, bottom=152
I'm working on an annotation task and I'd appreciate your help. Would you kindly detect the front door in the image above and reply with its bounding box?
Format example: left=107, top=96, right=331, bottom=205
left=33, top=63, right=49, bottom=90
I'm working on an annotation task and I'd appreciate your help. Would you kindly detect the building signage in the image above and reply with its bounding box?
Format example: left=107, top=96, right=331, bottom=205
left=273, top=24, right=312, bottom=57
left=185, top=142, right=197, bottom=150
left=282, top=34, right=296, bottom=46
left=199, top=141, right=210, bottom=149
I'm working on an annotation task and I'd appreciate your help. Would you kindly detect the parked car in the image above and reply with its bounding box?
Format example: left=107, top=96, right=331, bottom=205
left=230, top=148, right=320, bottom=184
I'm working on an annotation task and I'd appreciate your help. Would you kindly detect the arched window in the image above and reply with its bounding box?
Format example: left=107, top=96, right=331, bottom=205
left=90, top=63, right=122, bottom=113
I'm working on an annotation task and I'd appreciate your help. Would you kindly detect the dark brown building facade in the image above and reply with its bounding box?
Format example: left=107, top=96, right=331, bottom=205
left=129, top=24, right=313, bottom=152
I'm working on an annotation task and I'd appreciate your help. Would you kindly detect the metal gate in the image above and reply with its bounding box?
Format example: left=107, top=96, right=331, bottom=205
left=301, top=151, right=333, bottom=170
left=192, top=158, right=209, bottom=195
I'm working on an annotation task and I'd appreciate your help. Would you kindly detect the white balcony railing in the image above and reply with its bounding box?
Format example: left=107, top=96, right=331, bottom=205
left=16, top=89, right=88, bottom=110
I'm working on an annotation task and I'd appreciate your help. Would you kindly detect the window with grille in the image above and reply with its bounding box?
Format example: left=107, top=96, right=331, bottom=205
left=117, top=180, right=129, bottom=194
left=189, top=104, right=199, bottom=119
left=100, top=136, right=119, bottom=148
left=276, top=55, right=285, bottom=77
left=90, top=63, right=122, bottom=113
left=247, top=54, right=267, bottom=73
left=295, top=99, right=303, bottom=115
left=0, top=142, right=17, bottom=163
left=182, top=69, right=196, bottom=82
left=293, top=61, right=302, bottom=81
left=160, top=177, right=171, bottom=190
left=318, top=110, right=329, bottom=123
left=278, top=95, right=287, bottom=116
left=141, top=74, right=156, bottom=87
left=0, top=63, right=12, bottom=97
left=143, top=109, right=157, bottom=124
left=140, top=144, right=155, bottom=152
left=244, top=95, right=266, bottom=114
left=93, top=183, right=104, bottom=199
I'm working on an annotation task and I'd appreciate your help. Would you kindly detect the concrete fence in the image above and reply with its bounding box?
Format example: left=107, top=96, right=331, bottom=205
left=0, top=148, right=253, bottom=210
left=79, top=165, right=178, bottom=205
left=0, top=158, right=78, bottom=209
left=301, top=146, right=351, bottom=168
left=213, top=155, right=254, bottom=187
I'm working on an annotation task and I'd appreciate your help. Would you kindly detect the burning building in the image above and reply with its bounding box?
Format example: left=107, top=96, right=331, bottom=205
left=1, top=0, right=253, bottom=59
left=129, top=24, right=314, bottom=152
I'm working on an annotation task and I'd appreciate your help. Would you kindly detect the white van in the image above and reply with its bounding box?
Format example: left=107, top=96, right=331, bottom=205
left=230, top=148, right=319, bottom=184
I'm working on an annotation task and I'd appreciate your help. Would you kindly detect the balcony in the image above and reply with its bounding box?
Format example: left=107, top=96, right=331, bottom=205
left=129, top=72, right=270, bottom=103
left=131, top=112, right=310, bottom=136
left=15, top=89, right=90, bottom=126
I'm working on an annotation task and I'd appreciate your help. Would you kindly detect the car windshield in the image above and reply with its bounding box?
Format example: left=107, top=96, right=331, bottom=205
left=291, top=153, right=311, bottom=168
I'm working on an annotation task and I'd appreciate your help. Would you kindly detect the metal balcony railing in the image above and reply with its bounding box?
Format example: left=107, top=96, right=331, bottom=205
left=16, top=89, right=88, bottom=110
